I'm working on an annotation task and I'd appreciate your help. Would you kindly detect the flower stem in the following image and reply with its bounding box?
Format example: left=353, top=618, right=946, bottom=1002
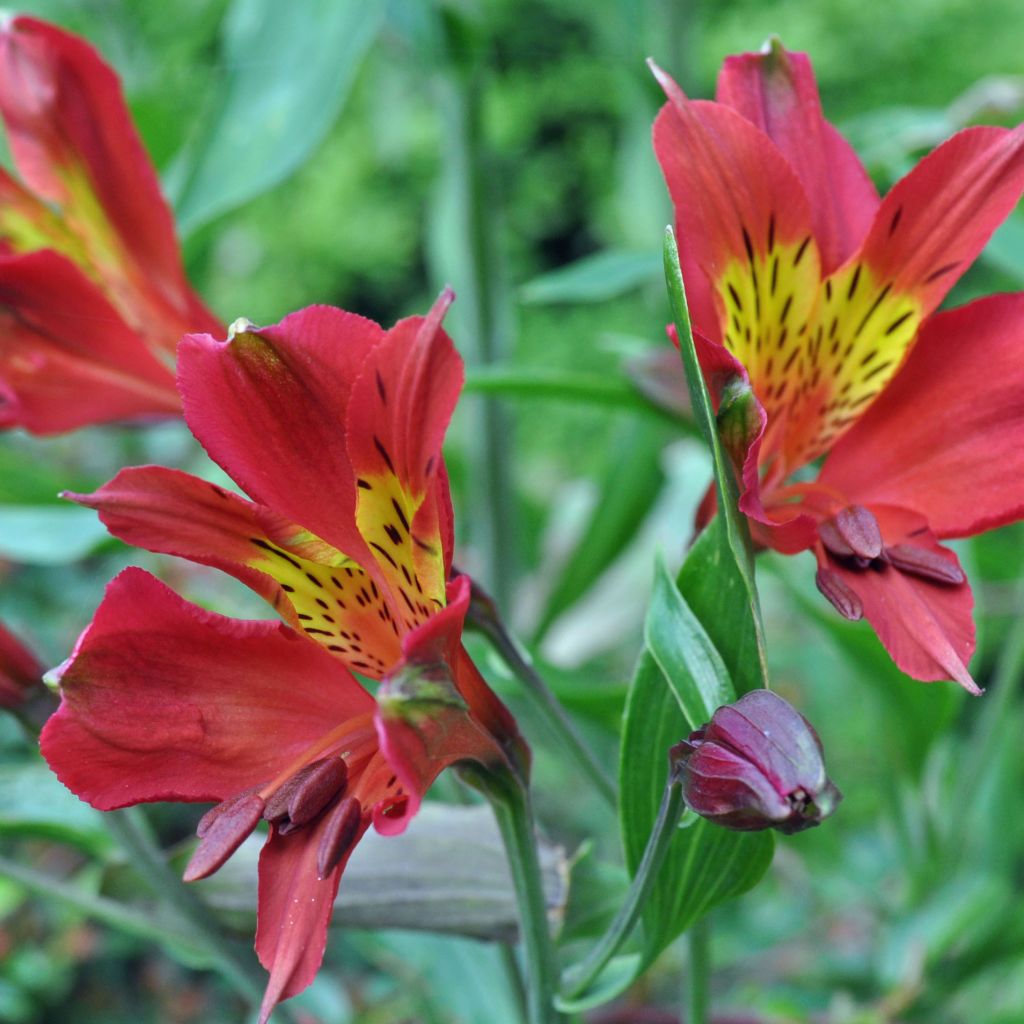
left=486, top=777, right=563, bottom=1024
left=559, top=777, right=685, bottom=1001
left=686, top=917, right=711, bottom=1024
left=104, top=807, right=282, bottom=1017
left=466, top=582, right=617, bottom=808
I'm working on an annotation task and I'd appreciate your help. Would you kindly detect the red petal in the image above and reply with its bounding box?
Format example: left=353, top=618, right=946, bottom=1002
left=40, top=568, right=373, bottom=810
left=853, top=125, right=1024, bottom=317
left=69, top=466, right=285, bottom=602
left=346, top=290, right=461, bottom=621
left=255, top=817, right=364, bottom=1022
left=652, top=78, right=816, bottom=292
left=0, top=17, right=219, bottom=344
left=71, top=466, right=404, bottom=677
left=0, top=250, right=180, bottom=433
left=817, top=508, right=978, bottom=693
left=716, top=43, right=878, bottom=272
left=178, top=307, right=384, bottom=571
left=820, top=295, right=1024, bottom=538
left=0, top=618, right=42, bottom=708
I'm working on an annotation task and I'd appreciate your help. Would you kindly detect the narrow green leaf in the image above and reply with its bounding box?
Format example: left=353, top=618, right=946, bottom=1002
left=663, top=226, right=768, bottom=693
left=618, top=650, right=772, bottom=965
left=678, top=518, right=767, bottom=696
left=644, top=556, right=732, bottom=729
left=520, top=249, right=661, bottom=304
left=167, top=0, right=382, bottom=233
left=535, top=419, right=670, bottom=641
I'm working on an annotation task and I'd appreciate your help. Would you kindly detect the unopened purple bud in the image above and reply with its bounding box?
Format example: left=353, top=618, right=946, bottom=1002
left=671, top=690, right=841, bottom=834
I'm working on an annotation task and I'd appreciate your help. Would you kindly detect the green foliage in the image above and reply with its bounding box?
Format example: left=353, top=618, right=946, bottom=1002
left=167, top=0, right=382, bottom=234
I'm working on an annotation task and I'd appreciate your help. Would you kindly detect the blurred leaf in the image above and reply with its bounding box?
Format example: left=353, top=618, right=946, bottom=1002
left=619, top=650, right=773, bottom=966
left=664, top=228, right=768, bottom=693
left=775, top=557, right=961, bottom=779
left=982, top=213, right=1024, bottom=283
left=463, top=366, right=672, bottom=419
left=360, top=931, right=523, bottom=1024
left=0, top=446, right=95, bottom=504
left=645, top=556, right=731, bottom=729
left=0, top=506, right=110, bottom=565
left=0, top=762, right=109, bottom=854
left=520, top=249, right=660, bottom=304
left=534, top=419, right=669, bottom=641
left=167, top=0, right=382, bottom=233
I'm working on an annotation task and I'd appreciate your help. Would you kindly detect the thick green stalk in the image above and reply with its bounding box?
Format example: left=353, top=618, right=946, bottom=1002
left=488, top=780, right=563, bottom=1024
left=560, top=779, right=685, bottom=1001
left=468, top=594, right=616, bottom=808
left=686, top=918, right=711, bottom=1024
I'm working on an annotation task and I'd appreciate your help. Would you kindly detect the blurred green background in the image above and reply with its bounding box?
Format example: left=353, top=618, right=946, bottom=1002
left=1, top=0, right=1024, bottom=1021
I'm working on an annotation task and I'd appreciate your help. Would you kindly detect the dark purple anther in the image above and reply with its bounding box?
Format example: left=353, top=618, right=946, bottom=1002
left=815, top=567, right=863, bottom=621
left=185, top=791, right=266, bottom=882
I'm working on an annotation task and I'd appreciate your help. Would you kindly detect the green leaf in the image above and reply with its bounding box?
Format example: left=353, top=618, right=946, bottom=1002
left=0, top=762, right=110, bottom=855
left=0, top=505, right=110, bottom=565
left=520, top=249, right=661, bottom=304
left=644, top=556, right=731, bottom=729
left=618, top=650, right=773, bottom=966
left=678, top=518, right=768, bottom=696
left=534, top=419, right=670, bottom=641
left=554, top=953, right=642, bottom=1013
left=663, top=226, right=768, bottom=693
left=167, top=0, right=382, bottom=233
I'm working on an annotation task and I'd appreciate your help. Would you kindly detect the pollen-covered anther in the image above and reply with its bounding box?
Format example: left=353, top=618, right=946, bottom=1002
left=317, top=797, right=363, bottom=879
left=815, top=567, right=864, bottom=621
left=185, top=791, right=266, bottom=882
left=886, top=543, right=966, bottom=586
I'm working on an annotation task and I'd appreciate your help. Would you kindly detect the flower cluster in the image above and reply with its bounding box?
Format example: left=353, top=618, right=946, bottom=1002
left=5, top=14, right=1024, bottom=1023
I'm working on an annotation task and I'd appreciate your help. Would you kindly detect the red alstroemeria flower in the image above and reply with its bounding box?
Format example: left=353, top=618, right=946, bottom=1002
left=652, top=42, right=1024, bottom=693
left=0, top=16, right=221, bottom=433
left=41, top=292, right=527, bottom=1021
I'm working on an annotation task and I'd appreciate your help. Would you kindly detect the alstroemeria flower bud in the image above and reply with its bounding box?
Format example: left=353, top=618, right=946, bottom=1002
left=672, top=690, right=841, bottom=834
